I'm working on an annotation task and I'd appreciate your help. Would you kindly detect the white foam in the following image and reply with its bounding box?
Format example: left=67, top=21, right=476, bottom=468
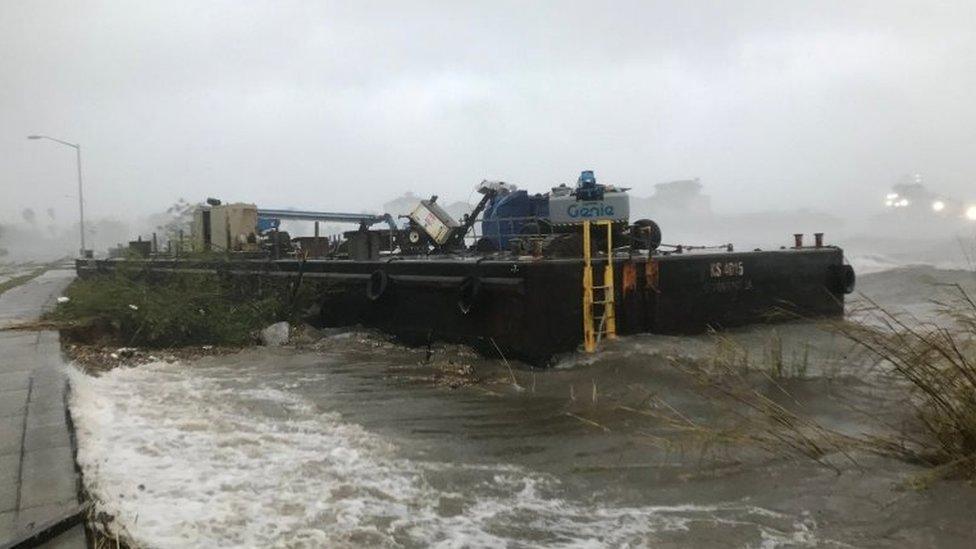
left=846, top=253, right=907, bottom=275
left=847, top=251, right=974, bottom=275
left=69, top=362, right=825, bottom=548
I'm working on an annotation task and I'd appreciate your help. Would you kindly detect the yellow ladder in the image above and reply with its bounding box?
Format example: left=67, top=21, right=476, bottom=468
left=582, top=219, right=617, bottom=352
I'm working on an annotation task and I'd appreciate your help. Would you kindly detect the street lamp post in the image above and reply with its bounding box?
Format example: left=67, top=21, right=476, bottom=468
left=27, top=135, right=86, bottom=257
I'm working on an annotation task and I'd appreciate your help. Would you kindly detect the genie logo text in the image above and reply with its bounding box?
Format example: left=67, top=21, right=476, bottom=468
left=567, top=202, right=615, bottom=219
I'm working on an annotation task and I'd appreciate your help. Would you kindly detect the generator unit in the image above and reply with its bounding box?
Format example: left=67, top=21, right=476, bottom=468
left=191, top=201, right=260, bottom=252
left=408, top=198, right=460, bottom=246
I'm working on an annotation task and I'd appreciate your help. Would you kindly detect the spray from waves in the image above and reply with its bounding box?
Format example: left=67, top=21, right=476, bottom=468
left=70, top=361, right=828, bottom=548
left=846, top=248, right=975, bottom=276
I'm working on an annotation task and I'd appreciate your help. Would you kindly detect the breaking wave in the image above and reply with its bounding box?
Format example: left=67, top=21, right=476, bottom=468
left=70, top=362, right=826, bottom=548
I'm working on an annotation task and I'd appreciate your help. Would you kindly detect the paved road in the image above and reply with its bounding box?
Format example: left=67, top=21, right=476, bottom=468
left=0, top=270, right=85, bottom=548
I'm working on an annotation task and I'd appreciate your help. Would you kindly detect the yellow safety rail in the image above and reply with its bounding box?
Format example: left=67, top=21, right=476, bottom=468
left=582, top=219, right=616, bottom=352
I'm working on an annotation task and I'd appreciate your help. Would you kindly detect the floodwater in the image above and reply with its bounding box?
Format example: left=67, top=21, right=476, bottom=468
left=68, top=252, right=976, bottom=548
left=0, top=262, right=39, bottom=285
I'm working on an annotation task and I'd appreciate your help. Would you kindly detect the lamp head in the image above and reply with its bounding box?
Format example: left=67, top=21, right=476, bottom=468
left=27, top=135, right=42, bottom=140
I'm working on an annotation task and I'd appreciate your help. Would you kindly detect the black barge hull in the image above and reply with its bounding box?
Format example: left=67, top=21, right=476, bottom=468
left=77, top=247, right=850, bottom=365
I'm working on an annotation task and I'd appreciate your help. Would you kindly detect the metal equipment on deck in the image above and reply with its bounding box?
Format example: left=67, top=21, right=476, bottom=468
left=256, top=208, right=397, bottom=231
left=93, top=169, right=857, bottom=364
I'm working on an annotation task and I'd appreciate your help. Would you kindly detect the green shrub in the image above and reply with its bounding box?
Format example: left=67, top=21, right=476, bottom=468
left=50, top=270, right=286, bottom=347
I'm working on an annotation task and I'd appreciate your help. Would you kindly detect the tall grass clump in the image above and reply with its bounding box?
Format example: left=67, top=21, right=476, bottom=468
left=842, top=287, right=976, bottom=477
left=49, top=269, right=287, bottom=347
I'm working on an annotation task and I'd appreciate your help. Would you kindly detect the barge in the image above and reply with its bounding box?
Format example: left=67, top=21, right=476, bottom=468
left=77, top=171, right=856, bottom=365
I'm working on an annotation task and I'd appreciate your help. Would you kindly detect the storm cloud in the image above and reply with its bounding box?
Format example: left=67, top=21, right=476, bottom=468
left=2, top=1, right=975, bottom=224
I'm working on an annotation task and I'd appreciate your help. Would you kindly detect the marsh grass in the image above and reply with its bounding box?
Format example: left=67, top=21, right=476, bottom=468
left=705, top=330, right=811, bottom=380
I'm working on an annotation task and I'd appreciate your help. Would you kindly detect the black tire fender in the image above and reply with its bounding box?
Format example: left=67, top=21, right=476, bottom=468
left=828, top=264, right=856, bottom=294
left=631, top=219, right=662, bottom=251
left=457, top=276, right=482, bottom=315
left=366, top=269, right=390, bottom=301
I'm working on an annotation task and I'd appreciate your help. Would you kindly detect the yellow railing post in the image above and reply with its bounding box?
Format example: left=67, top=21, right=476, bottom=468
left=582, top=220, right=595, bottom=352
left=602, top=220, right=617, bottom=339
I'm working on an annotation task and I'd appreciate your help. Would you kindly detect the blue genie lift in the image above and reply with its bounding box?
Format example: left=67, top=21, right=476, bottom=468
left=475, top=170, right=657, bottom=253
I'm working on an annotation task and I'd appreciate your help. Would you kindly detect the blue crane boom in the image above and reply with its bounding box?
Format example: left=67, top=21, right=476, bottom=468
left=256, top=208, right=398, bottom=232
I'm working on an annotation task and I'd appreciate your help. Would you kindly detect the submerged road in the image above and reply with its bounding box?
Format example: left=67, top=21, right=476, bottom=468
left=0, top=269, right=84, bottom=548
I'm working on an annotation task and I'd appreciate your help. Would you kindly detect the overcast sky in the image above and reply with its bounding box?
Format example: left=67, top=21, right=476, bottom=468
left=2, top=0, right=975, bottom=224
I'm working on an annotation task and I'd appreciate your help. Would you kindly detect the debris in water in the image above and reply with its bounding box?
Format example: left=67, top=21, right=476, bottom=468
left=260, top=321, right=290, bottom=346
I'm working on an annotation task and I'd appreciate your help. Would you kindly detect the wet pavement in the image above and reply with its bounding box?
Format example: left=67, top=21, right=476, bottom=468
left=0, top=270, right=84, bottom=548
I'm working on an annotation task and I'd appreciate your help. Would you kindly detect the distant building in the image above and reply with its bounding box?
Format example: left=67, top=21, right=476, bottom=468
left=442, top=201, right=475, bottom=222
left=631, top=178, right=712, bottom=220
left=383, top=192, right=423, bottom=218
left=650, top=179, right=712, bottom=216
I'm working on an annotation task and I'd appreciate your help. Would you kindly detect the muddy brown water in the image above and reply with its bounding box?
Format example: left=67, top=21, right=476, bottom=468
left=69, top=265, right=976, bottom=548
